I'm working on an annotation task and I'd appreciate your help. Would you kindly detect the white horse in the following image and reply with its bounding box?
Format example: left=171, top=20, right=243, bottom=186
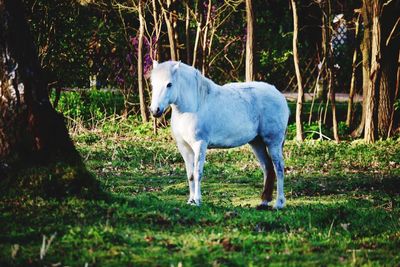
left=150, top=61, right=289, bottom=209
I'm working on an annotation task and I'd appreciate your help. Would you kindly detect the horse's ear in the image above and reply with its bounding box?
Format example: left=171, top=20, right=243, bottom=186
left=172, top=61, right=181, bottom=73
left=153, top=60, right=159, bottom=68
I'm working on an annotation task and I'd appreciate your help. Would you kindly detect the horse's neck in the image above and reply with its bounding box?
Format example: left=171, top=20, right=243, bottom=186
left=173, top=73, right=218, bottom=114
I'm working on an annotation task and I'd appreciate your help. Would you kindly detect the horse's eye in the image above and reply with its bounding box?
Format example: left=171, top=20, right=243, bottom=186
left=166, top=83, right=172, bottom=88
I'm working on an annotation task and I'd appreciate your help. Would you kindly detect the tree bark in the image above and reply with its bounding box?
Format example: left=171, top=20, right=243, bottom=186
left=138, top=0, right=148, bottom=123
left=318, top=3, right=328, bottom=101
left=161, top=0, right=177, bottom=61
left=171, top=0, right=180, bottom=60
left=364, top=0, right=382, bottom=143
left=0, top=0, right=77, bottom=161
left=377, top=1, right=400, bottom=138
left=201, top=0, right=212, bottom=75
left=185, top=1, right=191, bottom=65
left=0, top=0, right=98, bottom=197
left=151, top=0, right=161, bottom=61
left=329, top=69, right=340, bottom=142
left=352, top=0, right=372, bottom=138
left=388, top=51, right=400, bottom=138
left=291, top=0, right=304, bottom=141
left=378, top=64, right=392, bottom=137
left=245, top=0, right=254, bottom=82
left=192, top=2, right=202, bottom=68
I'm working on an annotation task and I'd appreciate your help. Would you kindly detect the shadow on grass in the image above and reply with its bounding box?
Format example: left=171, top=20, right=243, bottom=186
left=0, top=159, right=106, bottom=200
left=2, top=173, right=398, bottom=234
left=287, top=174, right=400, bottom=197
left=1, top=171, right=399, bottom=266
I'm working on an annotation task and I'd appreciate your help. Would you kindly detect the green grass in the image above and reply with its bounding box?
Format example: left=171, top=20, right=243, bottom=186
left=1, top=118, right=399, bottom=266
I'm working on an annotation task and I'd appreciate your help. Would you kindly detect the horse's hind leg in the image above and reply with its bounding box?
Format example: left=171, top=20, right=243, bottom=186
left=263, top=155, right=276, bottom=203
left=249, top=137, right=276, bottom=209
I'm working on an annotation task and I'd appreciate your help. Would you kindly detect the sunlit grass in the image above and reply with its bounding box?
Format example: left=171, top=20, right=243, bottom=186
left=1, top=118, right=399, bottom=266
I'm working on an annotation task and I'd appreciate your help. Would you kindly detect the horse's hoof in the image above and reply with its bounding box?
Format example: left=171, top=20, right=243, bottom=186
left=256, top=204, right=272, bottom=211
left=187, top=199, right=201, bottom=206
left=273, top=198, right=286, bottom=209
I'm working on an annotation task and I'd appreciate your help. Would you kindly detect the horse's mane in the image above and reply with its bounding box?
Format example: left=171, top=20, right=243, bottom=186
left=178, top=63, right=213, bottom=110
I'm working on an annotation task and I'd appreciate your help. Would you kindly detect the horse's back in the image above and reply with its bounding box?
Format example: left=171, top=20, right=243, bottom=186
left=222, top=81, right=289, bottom=142
left=223, top=81, right=285, bottom=102
left=222, top=81, right=288, bottom=117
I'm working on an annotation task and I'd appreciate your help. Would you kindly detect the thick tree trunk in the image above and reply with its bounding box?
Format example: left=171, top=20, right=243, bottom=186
left=245, top=0, right=254, bottom=82
left=0, top=0, right=98, bottom=197
left=377, top=1, right=400, bottom=138
left=0, top=0, right=77, bottom=161
left=352, top=0, right=372, bottom=138
left=291, top=0, right=304, bottom=141
left=388, top=52, right=400, bottom=137
left=138, top=0, right=148, bottom=123
left=378, top=67, right=392, bottom=137
left=364, top=0, right=382, bottom=143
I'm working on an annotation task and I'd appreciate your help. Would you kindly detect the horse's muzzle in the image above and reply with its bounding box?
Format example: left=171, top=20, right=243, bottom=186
left=150, top=107, right=163, bottom=118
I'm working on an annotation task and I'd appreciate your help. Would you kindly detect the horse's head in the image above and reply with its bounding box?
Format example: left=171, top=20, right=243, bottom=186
left=149, top=61, right=180, bottom=117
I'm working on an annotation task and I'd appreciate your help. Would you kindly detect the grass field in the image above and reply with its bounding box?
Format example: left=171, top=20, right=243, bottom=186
left=1, top=117, right=400, bottom=266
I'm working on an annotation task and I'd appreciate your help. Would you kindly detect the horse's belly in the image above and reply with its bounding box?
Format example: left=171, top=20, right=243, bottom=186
left=207, top=123, right=257, bottom=149
left=208, top=137, right=254, bottom=149
left=204, top=103, right=258, bottom=148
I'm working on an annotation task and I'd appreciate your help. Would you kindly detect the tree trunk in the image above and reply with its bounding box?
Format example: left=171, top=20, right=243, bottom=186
left=245, top=0, right=254, bottom=82
left=0, top=0, right=97, bottom=196
left=138, top=0, right=148, bottom=123
left=319, top=4, right=328, bottom=101
left=377, top=1, right=400, bottom=138
left=325, top=0, right=339, bottom=142
left=329, top=69, right=340, bottom=142
left=192, top=5, right=202, bottom=67
left=364, top=0, right=382, bottom=143
left=352, top=0, right=372, bottom=138
left=201, top=0, right=212, bottom=75
left=388, top=51, right=400, bottom=138
left=0, top=0, right=76, bottom=161
left=185, top=2, right=191, bottom=65
left=171, top=0, right=179, bottom=60
left=291, top=0, right=304, bottom=141
left=161, top=0, right=177, bottom=61
left=378, top=65, right=392, bottom=137
left=151, top=0, right=161, bottom=61
left=346, top=14, right=361, bottom=127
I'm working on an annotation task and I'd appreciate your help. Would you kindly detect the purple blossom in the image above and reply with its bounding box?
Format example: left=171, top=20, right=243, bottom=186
left=126, top=53, right=133, bottom=64
left=115, top=76, right=125, bottom=85
left=130, top=36, right=139, bottom=51
left=144, top=54, right=153, bottom=75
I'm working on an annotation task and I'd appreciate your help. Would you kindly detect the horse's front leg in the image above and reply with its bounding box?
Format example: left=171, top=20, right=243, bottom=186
left=191, top=140, right=207, bottom=206
left=176, top=140, right=195, bottom=204
left=269, top=144, right=286, bottom=209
